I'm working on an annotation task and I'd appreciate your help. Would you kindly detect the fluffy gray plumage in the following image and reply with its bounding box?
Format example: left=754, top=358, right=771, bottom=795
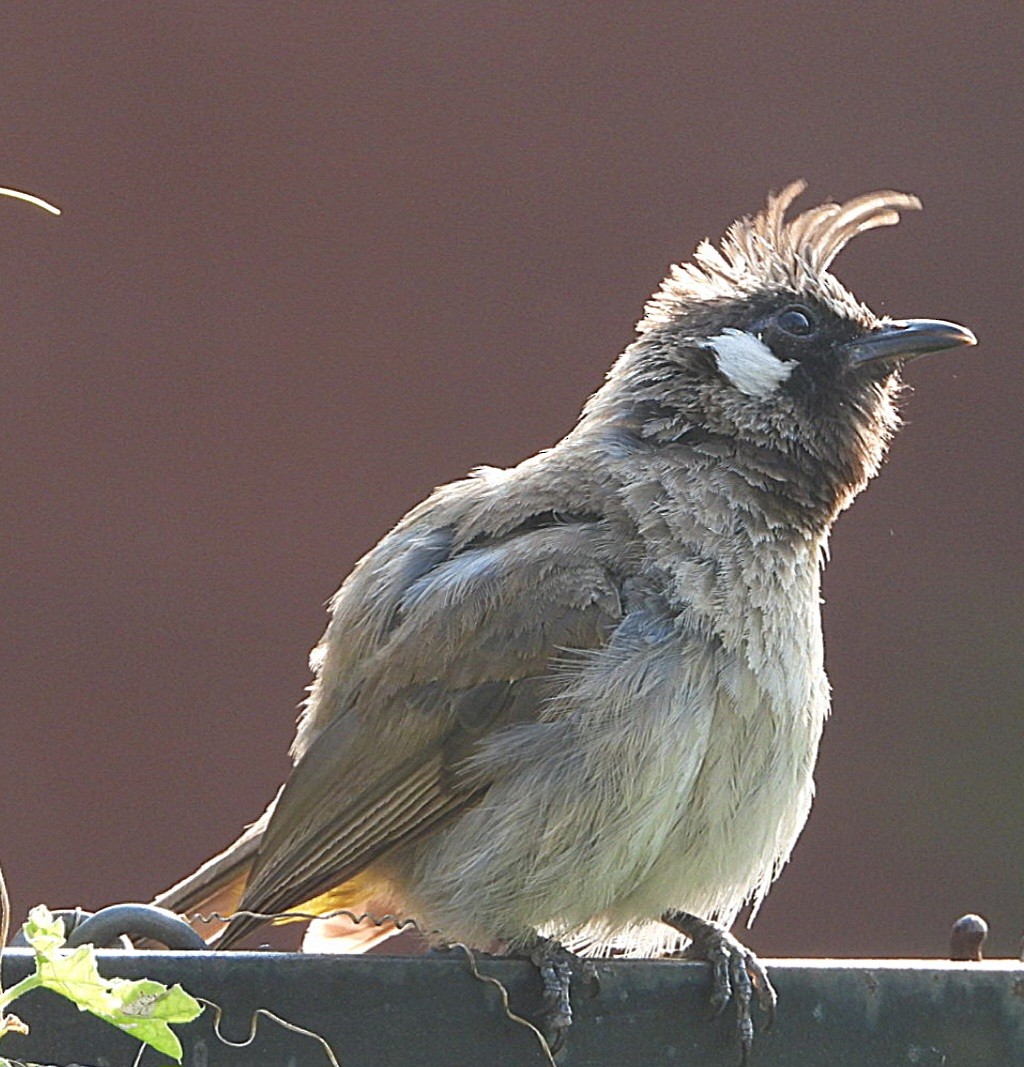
left=156, top=184, right=972, bottom=961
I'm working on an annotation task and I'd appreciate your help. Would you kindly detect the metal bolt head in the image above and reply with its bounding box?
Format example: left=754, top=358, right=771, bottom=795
left=949, top=914, right=988, bottom=961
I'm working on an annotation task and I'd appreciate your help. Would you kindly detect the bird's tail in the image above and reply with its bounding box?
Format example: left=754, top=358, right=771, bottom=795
left=212, top=867, right=410, bottom=952
left=296, top=874, right=415, bottom=953
left=153, top=797, right=409, bottom=954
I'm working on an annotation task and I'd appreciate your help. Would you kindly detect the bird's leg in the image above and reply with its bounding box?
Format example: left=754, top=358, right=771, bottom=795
left=661, top=910, right=776, bottom=1064
left=520, top=935, right=576, bottom=1054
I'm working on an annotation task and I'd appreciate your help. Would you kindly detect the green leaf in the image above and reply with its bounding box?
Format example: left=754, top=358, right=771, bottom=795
left=21, top=905, right=67, bottom=956
left=103, top=979, right=203, bottom=1059
left=36, top=943, right=123, bottom=1016
left=19, top=905, right=203, bottom=1062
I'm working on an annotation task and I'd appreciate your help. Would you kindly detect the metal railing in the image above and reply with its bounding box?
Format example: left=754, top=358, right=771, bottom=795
left=3, top=948, right=1022, bottom=1066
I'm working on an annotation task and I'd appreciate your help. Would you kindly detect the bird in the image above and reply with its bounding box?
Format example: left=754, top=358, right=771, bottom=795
left=153, top=182, right=975, bottom=1056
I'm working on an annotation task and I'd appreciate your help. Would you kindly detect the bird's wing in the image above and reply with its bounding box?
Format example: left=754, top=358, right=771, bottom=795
left=223, top=516, right=625, bottom=943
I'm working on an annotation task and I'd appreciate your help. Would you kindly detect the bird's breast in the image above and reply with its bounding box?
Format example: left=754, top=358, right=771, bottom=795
left=581, top=530, right=830, bottom=932
left=384, top=543, right=830, bottom=950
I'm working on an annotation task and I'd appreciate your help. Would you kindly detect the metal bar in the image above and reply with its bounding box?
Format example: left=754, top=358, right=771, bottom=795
left=3, top=951, right=1022, bottom=1066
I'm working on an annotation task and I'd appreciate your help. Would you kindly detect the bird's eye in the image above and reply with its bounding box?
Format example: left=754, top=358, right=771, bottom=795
left=776, top=307, right=815, bottom=337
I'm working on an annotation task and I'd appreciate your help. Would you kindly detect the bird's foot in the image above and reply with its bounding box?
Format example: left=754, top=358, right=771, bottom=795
left=662, top=910, right=775, bottom=1065
left=524, top=936, right=576, bottom=1055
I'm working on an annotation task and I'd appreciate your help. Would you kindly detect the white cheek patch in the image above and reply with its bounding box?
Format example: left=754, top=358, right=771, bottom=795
left=705, top=328, right=796, bottom=397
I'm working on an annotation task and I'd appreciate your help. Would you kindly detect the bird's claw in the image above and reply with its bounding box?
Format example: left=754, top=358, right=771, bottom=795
left=664, top=911, right=775, bottom=1064
left=693, top=924, right=775, bottom=1063
left=529, top=938, right=576, bottom=1054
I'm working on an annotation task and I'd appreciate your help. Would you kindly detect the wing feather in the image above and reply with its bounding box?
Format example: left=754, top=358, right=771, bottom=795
left=219, top=518, right=625, bottom=947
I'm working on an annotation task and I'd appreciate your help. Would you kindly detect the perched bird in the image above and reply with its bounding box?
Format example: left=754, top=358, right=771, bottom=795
left=154, top=183, right=975, bottom=1055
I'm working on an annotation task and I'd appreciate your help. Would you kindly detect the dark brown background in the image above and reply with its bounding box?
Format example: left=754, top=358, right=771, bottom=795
left=1, top=3, right=1021, bottom=959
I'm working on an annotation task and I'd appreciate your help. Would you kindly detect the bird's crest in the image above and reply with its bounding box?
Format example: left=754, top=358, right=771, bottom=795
left=640, top=181, right=921, bottom=331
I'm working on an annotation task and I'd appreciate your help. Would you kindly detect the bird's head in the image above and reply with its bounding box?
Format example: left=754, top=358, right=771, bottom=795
left=588, top=182, right=976, bottom=530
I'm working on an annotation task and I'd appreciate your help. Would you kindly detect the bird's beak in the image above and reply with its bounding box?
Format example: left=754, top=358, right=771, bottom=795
left=843, top=318, right=977, bottom=366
